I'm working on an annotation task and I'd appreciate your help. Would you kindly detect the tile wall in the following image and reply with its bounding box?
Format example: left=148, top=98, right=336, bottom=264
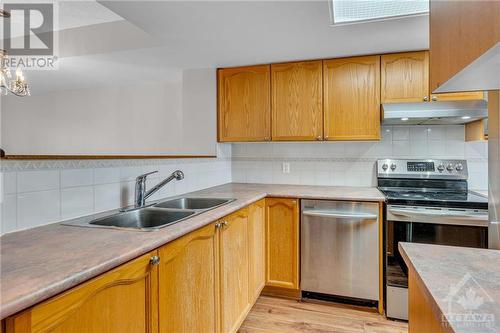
left=0, top=144, right=232, bottom=234
left=0, top=126, right=489, bottom=235
left=232, top=125, right=489, bottom=190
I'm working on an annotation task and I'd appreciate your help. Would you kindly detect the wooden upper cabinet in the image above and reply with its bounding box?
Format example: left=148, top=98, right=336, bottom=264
left=158, top=223, right=218, bottom=333
left=219, top=208, right=250, bottom=333
left=431, top=91, right=484, bottom=102
left=429, top=0, right=500, bottom=92
left=271, top=61, right=323, bottom=141
left=265, top=198, right=299, bottom=290
left=6, top=252, right=159, bottom=333
left=381, top=51, right=429, bottom=103
left=323, top=56, right=381, bottom=141
left=218, top=65, right=271, bottom=142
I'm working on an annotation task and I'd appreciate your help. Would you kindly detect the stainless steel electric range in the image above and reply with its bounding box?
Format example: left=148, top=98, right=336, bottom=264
left=377, top=159, right=488, bottom=320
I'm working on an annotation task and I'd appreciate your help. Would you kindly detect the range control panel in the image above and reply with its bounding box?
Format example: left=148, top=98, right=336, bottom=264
left=377, top=159, right=468, bottom=180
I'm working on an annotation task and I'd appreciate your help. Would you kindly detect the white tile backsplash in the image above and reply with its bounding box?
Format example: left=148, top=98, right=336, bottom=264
left=61, top=169, right=94, bottom=188
left=17, top=170, right=60, bottom=193
left=17, top=190, right=61, bottom=229
left=1, top=146, right=232, bottom=234
left=61, top=187, right=94, bottom=219
left=231, top=125, right=488, bottom=192
left=0, top=134, right=488, bottom=236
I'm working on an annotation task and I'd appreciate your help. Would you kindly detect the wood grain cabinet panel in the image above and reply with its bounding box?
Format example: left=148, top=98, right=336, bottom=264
left=158, top=223, right=219, bottom=333
left=271, top=61, right=323, bottom=141
left=218, top=65, right=271, bottom=142
left=6, top=252, right=159, bottom=333
left=248, top=199, right=266, bottom=304
left=265, top=198, right=299, bottom=290
left=323, top=56, right=381, bottom=141
left=429, top=0, right=500, bottom=92
left=381, top=51, right=429, bottom=103
left=431, top=91, right=484, bottom=102
left=408, top=268, right=446, bottom=333
left=219, top=208, right=251, bottom=333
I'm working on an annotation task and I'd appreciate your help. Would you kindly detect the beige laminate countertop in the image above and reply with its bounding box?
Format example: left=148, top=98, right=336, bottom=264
left=399, top=243, right=500, bottom=333
left=0, top=183, right=384, bottom=320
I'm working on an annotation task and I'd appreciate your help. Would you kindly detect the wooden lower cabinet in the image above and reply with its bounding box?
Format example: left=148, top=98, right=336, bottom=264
left=265, top=198, right=300, bottom=292
left=219, top=208, right=251, bottom=333
left=248, top=200, right=266, bottom=303
left=6, top=251, right=159, bottom=333
left=5, top=203, right=269, bottom=333
left=158, top=222, right=219, bottom=333
left=408, top=267, right=446, bottom=333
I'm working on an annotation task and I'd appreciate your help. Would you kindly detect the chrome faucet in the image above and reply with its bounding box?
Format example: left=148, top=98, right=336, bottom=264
left=134, top=170, right=184, bottom=208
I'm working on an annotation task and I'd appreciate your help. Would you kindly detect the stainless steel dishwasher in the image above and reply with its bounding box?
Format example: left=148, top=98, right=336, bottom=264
left=301, top=199, right=379, bottom=304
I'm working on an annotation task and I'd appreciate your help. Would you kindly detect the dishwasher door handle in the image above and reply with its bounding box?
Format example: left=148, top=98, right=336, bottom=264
left=302, top=210, right=378, bottom=220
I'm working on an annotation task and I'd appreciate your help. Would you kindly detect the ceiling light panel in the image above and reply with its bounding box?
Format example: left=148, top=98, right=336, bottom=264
left=330, top=0, right=429, bottom=25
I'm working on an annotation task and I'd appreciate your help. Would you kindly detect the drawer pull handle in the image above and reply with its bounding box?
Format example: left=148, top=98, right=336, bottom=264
left=150, top=255, right=161, bottom=266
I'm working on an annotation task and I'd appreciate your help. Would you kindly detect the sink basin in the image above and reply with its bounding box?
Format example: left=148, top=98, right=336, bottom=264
left=154, top=197, right=235, bottom=210
left=89, top=208, right=195, bottom=230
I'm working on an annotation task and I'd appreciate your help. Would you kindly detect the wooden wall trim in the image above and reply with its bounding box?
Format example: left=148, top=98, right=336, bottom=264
left=1, top=155, right=217, bottom=160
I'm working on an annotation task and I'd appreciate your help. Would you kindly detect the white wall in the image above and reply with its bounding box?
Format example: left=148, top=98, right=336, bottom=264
left=1, top=69, right=217, bottom=156
left=232, top=125, right=489, bottom=191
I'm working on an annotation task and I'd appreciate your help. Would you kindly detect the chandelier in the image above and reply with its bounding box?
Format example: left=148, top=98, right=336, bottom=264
left=0, top=50, right=30, bottom=97
left=0, top=9, right=30, bottom=97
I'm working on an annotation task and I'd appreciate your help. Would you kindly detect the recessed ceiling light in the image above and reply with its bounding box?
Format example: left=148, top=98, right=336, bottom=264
left=461, top=116, right=471, bottom=120
left=401, top=117, right=409, bottom=121
left=329, top=0, right=429, bottom=26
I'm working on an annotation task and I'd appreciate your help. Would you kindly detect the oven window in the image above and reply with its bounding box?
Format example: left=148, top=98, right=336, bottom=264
left=386, top=221, right=487, bottom=288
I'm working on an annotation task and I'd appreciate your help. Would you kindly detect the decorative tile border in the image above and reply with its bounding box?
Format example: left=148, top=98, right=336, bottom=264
left=0, top=156, right=230, bottom=172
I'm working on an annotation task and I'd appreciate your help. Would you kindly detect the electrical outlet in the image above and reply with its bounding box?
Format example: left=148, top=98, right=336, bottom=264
left=282, top=162, right=290, bottom=174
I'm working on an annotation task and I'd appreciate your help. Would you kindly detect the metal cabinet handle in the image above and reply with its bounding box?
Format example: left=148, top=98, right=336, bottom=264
left=432, top=96, right=438, bottom=101
left=423, top=96, right=429, bottom=102
left=264, top=137, right=271, bottom=141
left=302, top=210, right=378, bottom=220
left=150, top=255, right=160, bottom=266
left=215, top=222, right=221, bottom=229
left=316, top=135, right=322, bottom=141
left=222, top=221, right=228, bottom=227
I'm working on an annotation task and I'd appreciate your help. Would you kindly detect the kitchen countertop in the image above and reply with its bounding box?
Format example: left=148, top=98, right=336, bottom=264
left=399, top=242, right=500, bottom=333
left=0, top=183, right=384, bottom=320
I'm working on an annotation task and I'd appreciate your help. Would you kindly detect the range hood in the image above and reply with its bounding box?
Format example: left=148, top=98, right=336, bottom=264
left=382, top=100, right=488, bottom=125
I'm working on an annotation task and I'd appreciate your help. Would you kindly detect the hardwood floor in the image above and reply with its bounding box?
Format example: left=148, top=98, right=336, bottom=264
left=239, top=296, right=408, bottom=333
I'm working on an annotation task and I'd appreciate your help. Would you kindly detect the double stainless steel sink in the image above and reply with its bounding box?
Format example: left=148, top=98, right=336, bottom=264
left=67, top=197, right=235, bottom=231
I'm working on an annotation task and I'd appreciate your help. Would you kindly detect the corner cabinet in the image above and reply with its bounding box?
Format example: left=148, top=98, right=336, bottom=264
left=6, top=251, right=159, bottom=333
left=381, top=51, right=484, bottom=103
left=248, top=199, right=266, bottom=303
left=271, top=61, right=323, bottom=141
left=217, top=65, right=271, bottom=142
left=158, top=223, right=219, bottom=333
left=323, top=56, right=381, bottom=141
left=265, top=198, right=300, bottom=292
left=219, top=208, right=251, bottom=333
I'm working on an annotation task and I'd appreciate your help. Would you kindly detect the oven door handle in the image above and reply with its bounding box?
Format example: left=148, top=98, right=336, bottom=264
left=302, top=210, right=378, bottom=220
left=388, top=208, right=488, bottom=220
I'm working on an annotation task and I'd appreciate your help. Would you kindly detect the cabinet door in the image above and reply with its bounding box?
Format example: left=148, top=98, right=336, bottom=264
left=158, top=223, right=218, bottom=333
left=324, top=56, right=381, bottom=141
left=218, top=65, right=271, bottom=142
left=271, top=61, right=323, bottom=141
left=265, top=198, right=299, bottom=290
left=381, top=51, right=429, bottom=103
left=248, top=199, right=266, bottom=303
left=7, top=252, right=159, bottom=333
left=431, top=91, right=484, bottom=102
left=219, top=208, right=250, bottom=333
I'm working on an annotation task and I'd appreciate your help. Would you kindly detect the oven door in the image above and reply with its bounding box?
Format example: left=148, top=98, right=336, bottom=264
left=385, top=208, right=488, bottom=320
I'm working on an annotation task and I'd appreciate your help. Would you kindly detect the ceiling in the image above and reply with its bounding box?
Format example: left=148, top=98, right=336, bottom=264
left=1, top=0, right=429, bottom=95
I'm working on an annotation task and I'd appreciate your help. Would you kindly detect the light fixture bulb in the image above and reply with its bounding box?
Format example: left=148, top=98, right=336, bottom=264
left=461, top=116, right=471, bottom=120
left=401, top=117, right=409, bottom=121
